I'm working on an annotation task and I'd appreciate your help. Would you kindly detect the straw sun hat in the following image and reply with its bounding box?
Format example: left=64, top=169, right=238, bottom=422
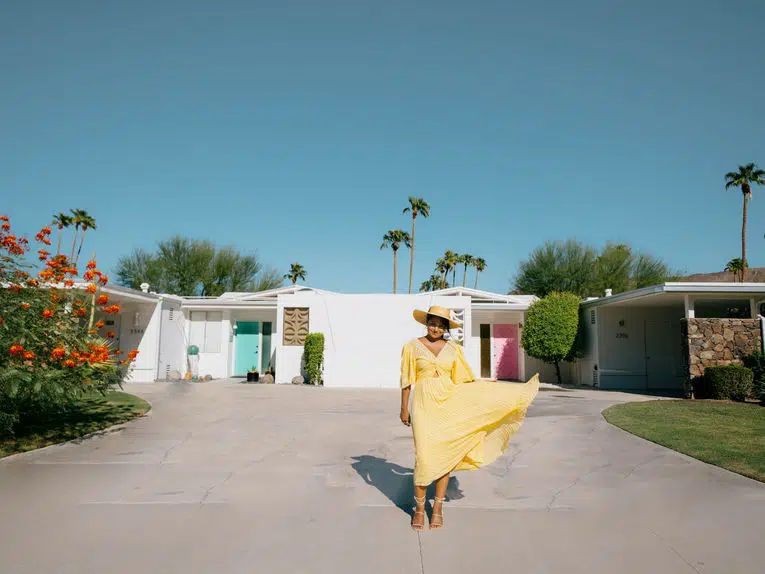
left=412, top=305, right=462, bottom=330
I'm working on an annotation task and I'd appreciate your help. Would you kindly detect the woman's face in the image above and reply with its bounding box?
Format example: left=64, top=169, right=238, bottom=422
left=426, top=315, right=449, bottom=339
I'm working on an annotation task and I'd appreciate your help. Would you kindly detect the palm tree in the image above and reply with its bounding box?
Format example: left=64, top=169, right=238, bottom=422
left=461, top=254, right=475, bottom=287
left=435, top=257, right=449, bottom=287
left=725, top=163, right=765, bottom=281
left=380, top=230, right=411, bottom=293
left=74, top=211, right=97, bottom=266
left=69, top=209, right=87, bottom=262
left=284, top=263, right=307, bottom=285
left=473, top=257, right=487, bottom=289
left=51, top=212, right=73, bottom=256
left=443, top=250, right=460, bottom=287
left=403, top=197, right=431, bottom=294
left=725, top=258, right=746, bottom=283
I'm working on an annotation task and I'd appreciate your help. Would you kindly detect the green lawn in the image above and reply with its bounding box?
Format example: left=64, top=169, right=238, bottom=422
left=1, top=391, right=150, bottom=458
left=603, top=400, right=765, bottom=482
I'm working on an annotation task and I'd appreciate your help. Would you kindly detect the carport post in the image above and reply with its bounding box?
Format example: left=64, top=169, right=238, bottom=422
left=684, top=295, right=695, bottom=319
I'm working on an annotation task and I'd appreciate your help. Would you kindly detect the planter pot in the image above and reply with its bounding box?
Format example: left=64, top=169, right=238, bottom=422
left=246, top=372, right=259, bottom=382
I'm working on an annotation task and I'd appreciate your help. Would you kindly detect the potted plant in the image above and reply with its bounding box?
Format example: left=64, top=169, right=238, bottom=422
left=247, top=367, right=259, bottom=383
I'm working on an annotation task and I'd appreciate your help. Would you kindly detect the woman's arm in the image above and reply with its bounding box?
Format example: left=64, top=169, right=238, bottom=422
left=400, top=386, right=411, bottom=426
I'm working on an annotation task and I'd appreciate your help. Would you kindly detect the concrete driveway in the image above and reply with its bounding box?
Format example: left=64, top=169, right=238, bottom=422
left=1, top=381, right=763, bottom=574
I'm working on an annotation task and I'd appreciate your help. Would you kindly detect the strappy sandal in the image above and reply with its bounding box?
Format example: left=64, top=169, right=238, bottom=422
left=411, top=495, right=427, bottom=531
left=430, top=497, right=445, bottom=530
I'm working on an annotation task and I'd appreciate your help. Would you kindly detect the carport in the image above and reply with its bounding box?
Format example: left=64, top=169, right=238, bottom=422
left=574, top=283, right=765, bottom=392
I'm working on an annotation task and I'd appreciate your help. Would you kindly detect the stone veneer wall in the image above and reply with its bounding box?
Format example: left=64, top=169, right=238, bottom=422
left=681, top=319, right=762, bottom=394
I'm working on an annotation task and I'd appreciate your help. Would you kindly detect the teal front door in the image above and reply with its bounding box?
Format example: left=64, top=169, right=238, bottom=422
left=235, top=322, right=260, bottom=376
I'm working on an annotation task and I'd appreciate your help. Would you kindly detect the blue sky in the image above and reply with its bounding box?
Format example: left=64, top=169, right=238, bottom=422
left=2, top=0, right=764, bottom=294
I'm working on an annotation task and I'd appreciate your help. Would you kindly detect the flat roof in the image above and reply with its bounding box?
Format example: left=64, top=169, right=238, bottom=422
left=581, top=282, right=765, bottom=309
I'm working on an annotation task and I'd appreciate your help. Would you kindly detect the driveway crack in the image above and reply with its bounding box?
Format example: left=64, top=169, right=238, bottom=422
left=648, top=528, right=701, bottom=573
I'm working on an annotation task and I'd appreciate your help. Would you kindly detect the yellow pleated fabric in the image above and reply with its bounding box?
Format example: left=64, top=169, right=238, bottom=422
left=400, top=338, right=540, bottom=486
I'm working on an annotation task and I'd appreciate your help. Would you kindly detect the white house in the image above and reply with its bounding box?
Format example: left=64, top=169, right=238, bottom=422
left=175, top=285, right=551, bottom=387
left=573, top=282, right=765, bottom=393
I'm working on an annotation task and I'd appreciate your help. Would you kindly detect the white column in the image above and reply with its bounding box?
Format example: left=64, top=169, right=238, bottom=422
left=684, top=295, right=695, bottom=319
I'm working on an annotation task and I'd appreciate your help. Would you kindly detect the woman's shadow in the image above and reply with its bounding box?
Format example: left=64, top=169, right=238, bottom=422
left=350, top=455, right=464, bottom=515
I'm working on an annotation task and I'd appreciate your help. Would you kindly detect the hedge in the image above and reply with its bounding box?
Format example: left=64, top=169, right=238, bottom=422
left=304, top=333, right=325, bottom=386
left=700, top=365, right=753, bottom=402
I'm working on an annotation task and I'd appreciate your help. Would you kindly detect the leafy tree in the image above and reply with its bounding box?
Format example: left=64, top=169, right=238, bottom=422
left=380, top=230, right=411, bottom=293
left=51, top=212, right=73, bottom=256
left=284, top=263, right=307, bottom=285
left=514, top=240, right=598, bottom=297
left=521, top=292, right=580, bottom=384
left=514, top=239, right=678, bottom=297
left=403, top=197, right=431, bottom=294
left=725, top=163, right=765, bottom=281
left=115, top=236, right=281, bottom=296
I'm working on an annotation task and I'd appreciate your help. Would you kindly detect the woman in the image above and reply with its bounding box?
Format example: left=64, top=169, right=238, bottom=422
left=400, top=305, right=540, bottom=531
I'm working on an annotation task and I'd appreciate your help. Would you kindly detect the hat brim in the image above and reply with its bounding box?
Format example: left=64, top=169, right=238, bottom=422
left=413, top=309, right=461, bottom=330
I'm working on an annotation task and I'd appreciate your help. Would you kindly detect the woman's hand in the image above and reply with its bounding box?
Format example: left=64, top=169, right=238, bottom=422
left=400, top=408, right=411, bottom=426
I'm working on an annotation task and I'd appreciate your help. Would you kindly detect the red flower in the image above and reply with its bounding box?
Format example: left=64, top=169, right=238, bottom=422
left=95, top=320, right=106, bottom=329
left=97, top=294, right=109, bottom=305
left=86, top=260, right=97, bottom=270
left=86, top=284, right=97, bottom=293
left=73, top=308, right=87, bottom=318
left=63, top=359, right=76, bottom=368
left=9, top=344, right=24, bottom=356
left=103, top=304, right=121, bottom=315
left=128, top=349, right=140, bottom=361
left=21, top=303, right=30, bottom=309
left=105, top=331, right=116, bottom=338
left=26, top=278, right=39, bottom=288
left=1, top=223, right=10, bottom=232
left=64, top=279, right=74, bottom=288
left=83, top=271, right=95, bottom=281
left=23, top=351, right=35, bottom=360
left=50, top=347, right=66, bottom=360
left=42, top=309, right=54, bottom=319
left=0, top=215, right=8, bottom=221
left=98, top=274, right=109, bottom=286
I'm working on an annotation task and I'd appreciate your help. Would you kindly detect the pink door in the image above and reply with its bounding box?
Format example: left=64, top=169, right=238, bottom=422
left=493, top=324, right=519, bottom=380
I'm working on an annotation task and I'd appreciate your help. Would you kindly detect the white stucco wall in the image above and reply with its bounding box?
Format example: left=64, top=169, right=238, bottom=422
left=157, top=299, right=186, bottom=380
left=124, top=301, right=162, bottom=382
left=275, top=292, right=472, bottom=388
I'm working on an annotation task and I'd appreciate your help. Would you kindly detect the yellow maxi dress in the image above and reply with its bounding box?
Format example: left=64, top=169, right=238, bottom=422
left=401, top=338, right=540, bottom=486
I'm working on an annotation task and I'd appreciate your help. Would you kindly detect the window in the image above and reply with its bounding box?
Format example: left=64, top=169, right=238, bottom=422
left=189, top=311, right=222, bottom=353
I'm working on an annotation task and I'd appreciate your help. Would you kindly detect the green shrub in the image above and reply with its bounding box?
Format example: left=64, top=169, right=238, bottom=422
left=742, top=352, right=765, bottom=404
left=303, top=333, right=325, bottom=386
left=703, top=365, right=753, bottom=402
left=521, top=292, right=580, bottom=384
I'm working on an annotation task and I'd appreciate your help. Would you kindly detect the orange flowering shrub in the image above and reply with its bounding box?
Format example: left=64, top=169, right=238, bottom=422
left=0, top=213, right=140, bottom=437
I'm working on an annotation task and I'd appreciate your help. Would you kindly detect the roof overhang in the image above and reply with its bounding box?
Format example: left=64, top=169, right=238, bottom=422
left=582, top=282, right=765, bottom=309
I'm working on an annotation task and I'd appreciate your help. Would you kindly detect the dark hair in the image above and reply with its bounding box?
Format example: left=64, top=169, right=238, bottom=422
left=426, top=314, right=450, bottom=330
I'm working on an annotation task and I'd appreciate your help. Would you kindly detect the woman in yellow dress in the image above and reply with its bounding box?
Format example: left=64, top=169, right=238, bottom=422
left=400, top=305, right=540, bottom=530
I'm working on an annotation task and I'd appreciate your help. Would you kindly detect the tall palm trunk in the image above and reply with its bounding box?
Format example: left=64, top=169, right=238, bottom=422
left=452, top=267, right=456, bottom=286
left=70, top=227, right=79, bottom=262
left=393, top=248, right=398, bottom=293
left=56, top=228, right=63, bottom=255
left=463, top=264, right=468, bottom=287
left=408, top=215, right=416, bottom=294
left=474, top=271, right=480, bottom=290
left=742, top=190, right=749, bottom=281
left=76, top=230, right=87, bottom=266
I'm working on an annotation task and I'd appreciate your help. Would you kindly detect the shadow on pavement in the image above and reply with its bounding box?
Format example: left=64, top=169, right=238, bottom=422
left=350, top=455, right=464, bottom=515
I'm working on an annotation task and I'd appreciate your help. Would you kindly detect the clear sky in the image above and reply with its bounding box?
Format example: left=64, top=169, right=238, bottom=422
left=2, top=0, right=764, bottom=294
